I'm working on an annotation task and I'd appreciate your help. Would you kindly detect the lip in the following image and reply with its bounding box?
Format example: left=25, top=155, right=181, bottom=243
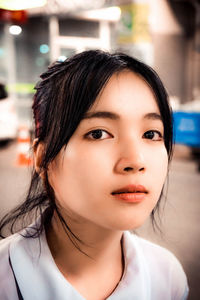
left=111, top=184, right=148, bottom=203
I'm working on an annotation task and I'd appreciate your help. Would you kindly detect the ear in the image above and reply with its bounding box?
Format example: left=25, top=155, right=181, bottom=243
left=33, top=139, right=45, bottom=179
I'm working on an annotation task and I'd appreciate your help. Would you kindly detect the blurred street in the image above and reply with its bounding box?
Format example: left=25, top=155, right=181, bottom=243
left=0, top=141, right=200, bottom=300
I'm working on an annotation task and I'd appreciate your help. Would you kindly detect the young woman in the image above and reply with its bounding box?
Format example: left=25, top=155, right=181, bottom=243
left=0, top=50, right=188, bottom=300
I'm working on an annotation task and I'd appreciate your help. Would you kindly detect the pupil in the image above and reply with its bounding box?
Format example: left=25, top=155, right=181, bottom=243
left=146, top=131, right=154, bottom=139
left=92, top=130, right=102, bottom=139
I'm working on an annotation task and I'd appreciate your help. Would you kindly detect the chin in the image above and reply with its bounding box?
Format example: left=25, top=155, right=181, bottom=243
left=107, top=217, right=149, bottom=232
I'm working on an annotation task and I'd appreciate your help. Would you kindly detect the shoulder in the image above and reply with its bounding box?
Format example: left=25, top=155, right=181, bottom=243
left=0, top=233, right=18, bottom=262
left=124, top=232, right=189, bottom=299
left=133, top=234, right=181, bottom=264
left=0, top=234, right=20, bottom=299
left=133, top=234, right=185, bottom=274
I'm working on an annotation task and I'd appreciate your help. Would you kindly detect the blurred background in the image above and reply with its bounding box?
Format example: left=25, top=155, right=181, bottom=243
left=0, top=0, right=200, bottom=299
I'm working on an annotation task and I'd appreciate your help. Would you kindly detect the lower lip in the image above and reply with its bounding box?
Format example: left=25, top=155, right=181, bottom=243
left=112, top=193, right=146, bottom=203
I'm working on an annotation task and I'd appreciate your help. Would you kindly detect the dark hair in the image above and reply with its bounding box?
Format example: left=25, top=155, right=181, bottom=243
left=0, top=50, right=173, bottom=244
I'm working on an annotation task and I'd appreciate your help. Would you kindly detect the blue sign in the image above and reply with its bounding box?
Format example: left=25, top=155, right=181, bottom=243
left=173, top=112, right=200, bottom=147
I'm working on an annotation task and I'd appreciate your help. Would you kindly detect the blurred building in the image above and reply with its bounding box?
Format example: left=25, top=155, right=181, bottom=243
left=0, top=0, right=199, bottom=124
left=154, top=0, right=200, bottom=104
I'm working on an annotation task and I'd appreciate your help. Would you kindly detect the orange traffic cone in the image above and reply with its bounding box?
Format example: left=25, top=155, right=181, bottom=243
left=16, top=125, right=32, bottom=166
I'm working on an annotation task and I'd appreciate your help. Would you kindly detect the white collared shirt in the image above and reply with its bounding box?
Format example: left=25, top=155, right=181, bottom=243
left=0, top=226, right=189, bottom=300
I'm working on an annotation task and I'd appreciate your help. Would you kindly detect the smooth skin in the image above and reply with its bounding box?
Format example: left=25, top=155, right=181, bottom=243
left=35, top=70, right=168, bottom=300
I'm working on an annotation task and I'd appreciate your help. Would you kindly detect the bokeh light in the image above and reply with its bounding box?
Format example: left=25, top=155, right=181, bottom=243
left=9, top=25, right=22, bottom=35
left=58, top=55, right=67, bottom=62
left=39, top=44, right=49, bottom=54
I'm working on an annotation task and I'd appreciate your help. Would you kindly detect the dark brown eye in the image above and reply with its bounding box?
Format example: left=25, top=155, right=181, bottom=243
left=91, top=130, right=103, bottom=139
left=85, top=129, right=111, bottom=140
left=143, top=130, right=162, bottom=141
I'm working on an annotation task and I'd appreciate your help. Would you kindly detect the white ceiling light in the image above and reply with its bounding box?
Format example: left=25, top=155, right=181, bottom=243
left=76, top=7, right=121, bottom=22
left=0, top=0, right=47, bottom=11
left=28, top=0, right=105, bottom=15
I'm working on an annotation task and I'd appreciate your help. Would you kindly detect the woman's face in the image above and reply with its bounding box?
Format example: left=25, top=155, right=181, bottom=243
left=48, top=71, right=168, bottom=231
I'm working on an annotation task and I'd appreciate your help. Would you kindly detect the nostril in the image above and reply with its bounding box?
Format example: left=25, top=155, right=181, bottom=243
left=139, top=167, right=145, bottom=172
left=123, top=167, right=145, bottom=172
left=124, top=167, right=133, bottom=172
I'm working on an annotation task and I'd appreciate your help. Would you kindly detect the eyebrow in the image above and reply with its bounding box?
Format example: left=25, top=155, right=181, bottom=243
left=144, top=112, right=162, bottom=121
left=83, top=111, right=162, bottom=121
left=83, top=111, right=120, bottom=120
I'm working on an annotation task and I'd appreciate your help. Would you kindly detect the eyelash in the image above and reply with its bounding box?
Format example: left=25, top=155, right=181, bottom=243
left=84, top=129, right=163, bottom=141
left=143, top=130, right=163, bottom=141
left=84, top=129, right=112, bottom=140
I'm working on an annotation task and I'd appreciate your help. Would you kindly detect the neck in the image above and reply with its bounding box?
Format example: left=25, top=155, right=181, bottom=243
left=45, top=210, right=124, bottom=278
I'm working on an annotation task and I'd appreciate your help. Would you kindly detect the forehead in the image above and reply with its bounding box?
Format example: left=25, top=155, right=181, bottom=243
left=89, top=71, right=159, bottom=116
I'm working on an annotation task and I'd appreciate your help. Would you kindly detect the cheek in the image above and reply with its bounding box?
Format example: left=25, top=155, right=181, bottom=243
left=49, top=145, right=112, bottom=202
left=149, top=147, right=168, bottom=192
left=66, top=141, right=112, bottom=176
left=67, top=150, right=112, bottom=199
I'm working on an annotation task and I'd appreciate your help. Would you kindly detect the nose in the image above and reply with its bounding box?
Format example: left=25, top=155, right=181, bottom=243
left=114, top=140, right=146, bottom=174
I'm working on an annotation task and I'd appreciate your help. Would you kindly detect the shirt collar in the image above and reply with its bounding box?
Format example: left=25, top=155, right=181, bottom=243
left=10, top=228, right=150, bottom=300
left=108, top=231, right=151, bottom=299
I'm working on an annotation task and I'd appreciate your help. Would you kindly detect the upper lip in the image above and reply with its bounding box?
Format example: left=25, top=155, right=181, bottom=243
left=112, top=184, right=148, bottom=194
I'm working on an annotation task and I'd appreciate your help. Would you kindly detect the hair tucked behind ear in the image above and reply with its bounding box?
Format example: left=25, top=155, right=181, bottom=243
left=0, top=50, right=173, bottom=245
